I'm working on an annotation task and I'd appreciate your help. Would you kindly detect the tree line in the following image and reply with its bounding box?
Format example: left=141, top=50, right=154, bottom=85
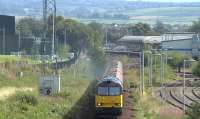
left=104, top=19, right=200, bottom=43
left=17, top=16, right=105, bottom=61
left=16, top=17, right=200, bottom=60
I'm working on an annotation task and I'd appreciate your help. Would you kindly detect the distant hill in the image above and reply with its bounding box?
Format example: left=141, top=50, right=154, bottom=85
left=0, top=0, right=199, bottom=24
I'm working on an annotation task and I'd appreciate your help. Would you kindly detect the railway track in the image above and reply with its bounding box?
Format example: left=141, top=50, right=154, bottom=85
left=158, top=85, right=200, bottom=113
left=169, top=87, right=192, bottom=108
left=184, top=87, right=200, bottom=103
left=192, top=88, right=200, bottom=99
left=93, top=54, right=138, bottom=119
left=160, top=87, right=184, bottom=110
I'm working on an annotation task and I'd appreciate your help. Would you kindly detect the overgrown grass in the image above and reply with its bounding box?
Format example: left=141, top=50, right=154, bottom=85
left=0, top=61, right=40, bottom=87
left=123, top=56, right=187, bottom=119
left=147, top=64, right=180, bottom=86
left=126, top=69, right=187, bottom=119
left=0, top=55, right=41, bottom=64
left=0, top=58, right=104, bottom=119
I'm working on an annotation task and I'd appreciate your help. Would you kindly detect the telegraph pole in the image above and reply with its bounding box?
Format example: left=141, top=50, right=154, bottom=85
left=64, top=27, right=67, bottom=46
left=16, top=26, right=21, bottom=55
left=18, top=29, right=21, bottom=53
left=106, top=27, right=108, bottom=47
left=3, top=28, right=5, bottom=54
left=142, top=51, right=145, bottom=95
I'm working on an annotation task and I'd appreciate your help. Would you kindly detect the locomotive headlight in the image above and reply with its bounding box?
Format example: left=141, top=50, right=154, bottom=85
left=97, top=103, right=102, bottom=106
left=115, top=103, right=121, bottom=106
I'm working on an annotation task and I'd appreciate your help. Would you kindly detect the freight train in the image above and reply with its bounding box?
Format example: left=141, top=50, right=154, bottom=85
left=95, top=60, right=123, bottom=115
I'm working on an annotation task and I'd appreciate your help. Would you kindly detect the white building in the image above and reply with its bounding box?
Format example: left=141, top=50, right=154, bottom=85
left=161, top=33, right=200, bottom=57
left=117, top=33, right=200, bottom=57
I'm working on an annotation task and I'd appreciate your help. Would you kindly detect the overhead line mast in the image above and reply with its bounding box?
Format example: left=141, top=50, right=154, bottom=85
left=43, top=0, right=56, bottom=57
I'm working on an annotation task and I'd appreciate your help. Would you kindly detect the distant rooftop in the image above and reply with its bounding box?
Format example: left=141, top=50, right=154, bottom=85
left=118, top=34, right=196, bottom=44
left=118, top=36, right=162, bottom=44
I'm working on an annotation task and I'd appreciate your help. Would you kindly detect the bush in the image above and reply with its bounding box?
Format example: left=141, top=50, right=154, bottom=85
left=15, top=93, right=38, bottom=106
left=168, top=52, right=186, bottom=72
left=188, top=103, right=200, bottom=119
left=192, top=61, right=200, bottom=76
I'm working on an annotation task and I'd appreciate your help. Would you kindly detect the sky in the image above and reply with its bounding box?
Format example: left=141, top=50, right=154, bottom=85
left=126, top=0, right=200, bottom=2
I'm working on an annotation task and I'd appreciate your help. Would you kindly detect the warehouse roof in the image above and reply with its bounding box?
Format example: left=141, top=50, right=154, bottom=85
left=118, top=36, right=162, bottom=44
left=118, top=34, right=194, bottom=44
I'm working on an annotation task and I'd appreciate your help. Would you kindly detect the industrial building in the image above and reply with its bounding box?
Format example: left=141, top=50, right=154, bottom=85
left=0, top=15, right=17, bottom=54
left=0, top=15, right=38, bottom=55
left=0, top=15, right=15, bottom=35
left=161, top=32, right=200, bottom=57
left=117, top=32, right=200, bottom=57
left=117, top=36, right=162, bottom=51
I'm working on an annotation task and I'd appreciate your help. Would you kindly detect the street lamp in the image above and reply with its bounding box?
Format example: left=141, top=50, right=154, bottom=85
left=183, top=59, right=196, bottom=113
left=16, top=25, right=22, bottom=56
left=124, top=51, right=143, bottom=94
left=152, top=53, right=162, bottom=82
left=64, top=27, right=67, bottom=46
left=152, top=49, right=166, bottom=85
left=163, top=46, right=173, bottom=68
left=150, top=53, right=153, bottom=87
left=105, top=27, right=108, bottom=48
left=142, top=50, right=152, bottom=95
left=152, top=53, right=166, bottom=101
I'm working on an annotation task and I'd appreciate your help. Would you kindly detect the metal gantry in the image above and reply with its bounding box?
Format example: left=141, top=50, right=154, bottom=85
left=43, top=0, right=56, bottom=57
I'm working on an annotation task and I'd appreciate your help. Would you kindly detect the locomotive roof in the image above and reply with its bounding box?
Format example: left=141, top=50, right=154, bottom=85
left=97, top=60, right=123, bottom=86
left=104, top=60, right=121, bottom=76
left=97, top=76, right=123, bottom=87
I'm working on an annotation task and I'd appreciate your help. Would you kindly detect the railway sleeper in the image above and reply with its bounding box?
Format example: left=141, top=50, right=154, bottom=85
left=160, top=89, right=183, bottom=110
left=183, top=88, right=200, bottom=104
left=170, top=90, right=191, bottom=108
left=192, top=89, right=200, bottom=100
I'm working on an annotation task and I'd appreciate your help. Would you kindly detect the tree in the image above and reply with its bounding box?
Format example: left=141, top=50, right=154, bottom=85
left=168, top=52, right=187, bottom=72
left=87, top=22, right=105, bottom=61
left=189, top=18, right=200, bottom=33
left=153, top=20, right=170, bottom=34
left=192, top=61, right=200, bottom=76
left=128, top=23, right=153, bottom=36
left=17, top=17, right=105, bottom=61
left=106, top=24, right=127, bottom=42
left=57, top=44, right=70, bottom=59
left=17, top=17, right=43, bottom=37
left=188, top=103, right=200, bottom=119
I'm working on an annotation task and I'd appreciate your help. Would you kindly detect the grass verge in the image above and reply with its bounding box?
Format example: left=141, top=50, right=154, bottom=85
left=0, top=58, right=104, bottom=119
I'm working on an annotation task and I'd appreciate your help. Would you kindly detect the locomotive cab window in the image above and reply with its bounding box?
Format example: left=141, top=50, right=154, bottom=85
left=97, top=87, right=122, bottom=96
left=109, top=87, right=121, bottom=96
left=98, top=87, right=109, bottom=96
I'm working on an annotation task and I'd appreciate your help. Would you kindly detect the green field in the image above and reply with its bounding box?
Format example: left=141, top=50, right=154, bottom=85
left=124, top=7, right=200, bottom=16
left=0, top=55, right=41, bottom=64
left=78, top=7, right=200, bottom=25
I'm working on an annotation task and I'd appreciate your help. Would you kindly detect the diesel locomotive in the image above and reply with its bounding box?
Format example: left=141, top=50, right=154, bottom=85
left=95, top=60, right=123, bottom=115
